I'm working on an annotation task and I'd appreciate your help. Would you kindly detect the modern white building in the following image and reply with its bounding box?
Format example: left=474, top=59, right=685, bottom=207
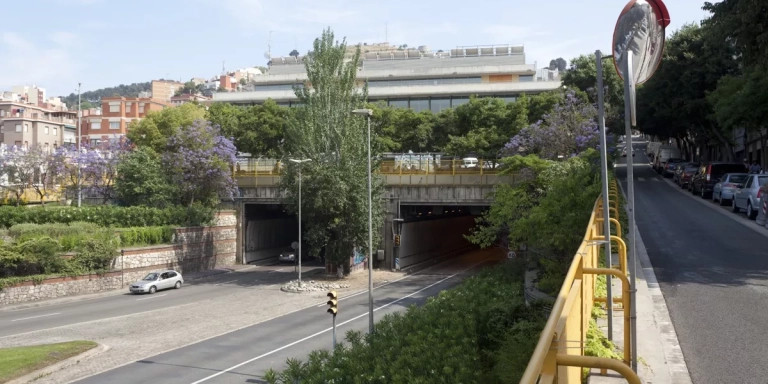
left=213, top=44, right=563, bottom=112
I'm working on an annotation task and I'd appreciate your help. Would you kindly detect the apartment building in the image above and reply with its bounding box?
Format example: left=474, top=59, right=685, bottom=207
left=83, top=96, right=168, bottom=145
left=150, top=80, right=184, bottom=102
left=213, top=44, right=563, bottom=112
left=170, top=93, right=211, bottom=106
left=0, top=101, right=76, bottom=150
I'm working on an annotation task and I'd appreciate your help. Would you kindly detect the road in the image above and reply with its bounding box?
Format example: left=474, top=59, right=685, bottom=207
left=0, top=263, right=323, bottom=338
left=617, top=142, right=768, bottom=384
left=71, top=252, right=496, bottom=383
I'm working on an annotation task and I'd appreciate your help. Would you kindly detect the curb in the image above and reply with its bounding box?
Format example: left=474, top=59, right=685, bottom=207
left=6, top=343, right=110, bottom=384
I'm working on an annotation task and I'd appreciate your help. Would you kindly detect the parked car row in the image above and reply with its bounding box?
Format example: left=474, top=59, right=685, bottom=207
left=670, top=161, right=768, bottom=221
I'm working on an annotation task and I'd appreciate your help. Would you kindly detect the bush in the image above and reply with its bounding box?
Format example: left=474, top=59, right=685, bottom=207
left=264, top=261, right=548, bottom=384
left=16, top=237, right=65, bottom=275
left=117, top=226, right=175, bottom=247
left=0, top=205, right=215, bottom=229
left=72, top=238, right=118, bottom=272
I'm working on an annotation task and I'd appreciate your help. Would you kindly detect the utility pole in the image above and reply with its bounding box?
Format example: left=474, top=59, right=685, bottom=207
left=77, top=82, right=82, bottom=208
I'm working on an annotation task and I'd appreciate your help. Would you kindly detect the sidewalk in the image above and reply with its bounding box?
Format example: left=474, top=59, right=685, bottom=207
left=590, top=204, right=692, bottom=383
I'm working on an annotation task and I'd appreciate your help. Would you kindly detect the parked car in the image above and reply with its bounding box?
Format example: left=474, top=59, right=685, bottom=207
left=732, top=174, right=768, bottom=219
left=691, top=162, right=748, bottom=198
left=129, top=270, right=183, bottom=294
left=662, top=158, right=685, bottom=178
left=653, top=146, right=681, bottom=173
left=712, top=173, right=748, bottom=205
left=673, top=162, right=699, bottom=188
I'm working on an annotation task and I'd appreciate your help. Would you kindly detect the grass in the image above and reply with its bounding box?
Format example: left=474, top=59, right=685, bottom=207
left=0, top=340, right=97, bottom=382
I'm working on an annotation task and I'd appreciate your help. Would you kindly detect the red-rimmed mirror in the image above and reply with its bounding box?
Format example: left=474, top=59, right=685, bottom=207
left=612, top=0, right=669, bottom=84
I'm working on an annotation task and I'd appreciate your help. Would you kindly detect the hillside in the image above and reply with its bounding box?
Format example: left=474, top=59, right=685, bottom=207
left=60, top=82, right=151, bottom=109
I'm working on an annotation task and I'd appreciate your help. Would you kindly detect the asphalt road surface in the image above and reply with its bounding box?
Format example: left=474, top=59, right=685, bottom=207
left=617, top=142, right=768, bottom=384
left=70, top=251, right=499, bottom=383
left=0, top=263, right=323, bottom=338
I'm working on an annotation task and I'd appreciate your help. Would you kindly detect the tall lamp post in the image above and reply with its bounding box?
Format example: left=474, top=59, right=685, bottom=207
left=77, top=82, right=82, bottom=208
left=289, top=158, right=311, bottom=286
left=351, top=108, right=374, bottom=335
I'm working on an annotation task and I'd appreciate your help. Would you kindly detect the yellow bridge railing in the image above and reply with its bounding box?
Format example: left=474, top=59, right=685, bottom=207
left=520, top=181, right=637, bottom=384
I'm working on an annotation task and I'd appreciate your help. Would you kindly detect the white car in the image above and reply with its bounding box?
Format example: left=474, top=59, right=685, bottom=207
left=129, top=270, right=183, bottom=294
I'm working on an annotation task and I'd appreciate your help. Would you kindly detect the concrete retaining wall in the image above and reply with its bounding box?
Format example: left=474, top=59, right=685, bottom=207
left=0, top=210, right=237, bottom=306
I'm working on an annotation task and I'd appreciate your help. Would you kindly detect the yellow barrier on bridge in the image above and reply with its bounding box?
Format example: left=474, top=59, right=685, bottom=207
left=519, top=182, right=636, bottom=384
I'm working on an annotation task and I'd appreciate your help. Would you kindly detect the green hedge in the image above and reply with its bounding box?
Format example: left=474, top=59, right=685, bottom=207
left=117, top=226, right=176, bottom=247
left=0, top=204, right=214, bottom=229
left=263, top=261, right=548, bottom=384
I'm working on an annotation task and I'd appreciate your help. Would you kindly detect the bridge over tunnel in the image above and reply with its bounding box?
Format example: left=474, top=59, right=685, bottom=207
left=239, top=200, right=490, bottom=271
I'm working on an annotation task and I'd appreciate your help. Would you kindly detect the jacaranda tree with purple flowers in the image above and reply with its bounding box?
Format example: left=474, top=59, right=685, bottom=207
left=502, top=90, right=599, bottom=160
left=162, top=119, right=237, bottom=207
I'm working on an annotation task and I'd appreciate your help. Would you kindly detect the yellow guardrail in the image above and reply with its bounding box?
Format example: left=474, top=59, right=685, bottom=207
left=520, top=181, right=636, bottom=384
left=232, top=158, right=501, bottom=177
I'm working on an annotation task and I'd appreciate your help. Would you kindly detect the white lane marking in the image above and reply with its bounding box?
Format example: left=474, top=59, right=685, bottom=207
left=135, top=294, right=167, bottom=301
left=191, top=272, right=460, bottom=384
left=11, top=312, right=61, bottom=322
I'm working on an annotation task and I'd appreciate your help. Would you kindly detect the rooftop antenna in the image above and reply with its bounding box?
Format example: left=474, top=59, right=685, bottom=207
left=264, top=30, right=273, bottom=60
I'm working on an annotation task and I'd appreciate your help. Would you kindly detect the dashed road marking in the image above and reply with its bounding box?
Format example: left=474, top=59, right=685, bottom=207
left=11, top=312, right=61, bottom=322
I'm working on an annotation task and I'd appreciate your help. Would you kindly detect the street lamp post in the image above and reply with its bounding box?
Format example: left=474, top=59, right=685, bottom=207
left=351, top=108, right=374, bottom=335
left=289, top=158, right=311, bottom=286
left=77, top=82, right=82, bottom=208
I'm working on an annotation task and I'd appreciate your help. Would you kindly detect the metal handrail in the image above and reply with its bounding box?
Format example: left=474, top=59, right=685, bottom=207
left=519, top=194, right=633, bottom=384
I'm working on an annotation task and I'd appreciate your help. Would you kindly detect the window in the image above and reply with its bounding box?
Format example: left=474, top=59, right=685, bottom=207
left=519, top=75, right=534, bottom=82
left=109, top=103, right=120, bottom=113
left=0, top=110, right=4, bottom=117
left=388, top=99, right=408, bottom=108
left=410, top=99, right=429, bottom=112
left=53, top=127, right=58, bottom=136
left=45, top=126, right=49, bottom=135
left=430, top=98, right=451, bottom=113
left=14, top=141, right=21, bottom=147
left=139, top=104, right=145, bottom=113
left=15, top=124, right=21, bottom=132
left=126, top=102, right=133, bottom=111
left=109, top=122, right=120, bottom=130
left=451, top=97, right=470, bottom=108
left=92, top=121, right=101, bottom=130
left=24, top=123, right=29, bottom=132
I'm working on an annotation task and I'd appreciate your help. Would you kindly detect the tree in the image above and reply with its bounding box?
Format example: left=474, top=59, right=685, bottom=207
left=503, top=91, right=599, bottom=160
left=162, top=119, right=237, bottom=207
left=282, top=28, right=384, bottom=272
left=0, top=146, right=39, bottom=205
left=114, top=147, right=174, bottom=207
left=443, top=97, right=528, bottom=158
left=78, top=141, right=129, bottom=204
left=207, top=100, right=291, bottom=157
left=561, top=54, right=623, bottom=133
left=548, top=57, right=567, bottom=72
left=636, top=23, right=738, bottom=160
left=126, top=103, right=207, bottom=152
left=289, top=49, right=300, bottom=57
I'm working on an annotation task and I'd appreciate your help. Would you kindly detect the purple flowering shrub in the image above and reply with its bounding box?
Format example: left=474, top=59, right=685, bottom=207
left=503, top=91, right=600, bottom=160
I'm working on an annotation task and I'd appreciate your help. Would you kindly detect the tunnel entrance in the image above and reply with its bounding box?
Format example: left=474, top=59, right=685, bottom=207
left=243, top=203, right=296, bottom=264
left=392, top=204, right=488, bottom=271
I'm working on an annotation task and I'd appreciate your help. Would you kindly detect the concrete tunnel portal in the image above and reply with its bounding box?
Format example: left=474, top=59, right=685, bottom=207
left=242, top=202, right=490, bottom=271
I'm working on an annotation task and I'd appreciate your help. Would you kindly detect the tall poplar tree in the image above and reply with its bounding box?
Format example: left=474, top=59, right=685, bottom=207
left=281, top=28, right=384, bottom=273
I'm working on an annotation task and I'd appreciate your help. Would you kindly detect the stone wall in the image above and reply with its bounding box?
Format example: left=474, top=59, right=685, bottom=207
left=0, top=210, right=237, bottom=306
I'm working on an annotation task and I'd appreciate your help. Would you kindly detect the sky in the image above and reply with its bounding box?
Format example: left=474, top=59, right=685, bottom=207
left=0, top=0, right=715, bottom=98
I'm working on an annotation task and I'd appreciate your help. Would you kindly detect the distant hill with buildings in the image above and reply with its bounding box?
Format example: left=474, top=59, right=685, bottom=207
left=60, top=82, right=151, bottom=109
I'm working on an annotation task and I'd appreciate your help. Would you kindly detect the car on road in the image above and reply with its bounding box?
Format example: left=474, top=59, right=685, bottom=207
left=278, top=247, right=297, bottom=263
left=129, top=270, right=183, bottom=294
left=732, top=174, right=768, bottom=219
left=712, top=173, right=748, bottom=205
left=653, top=146, right=681, bottom=173
left=691, top=162, right=748, bottom=198
left=673, top=162, right=699, bottom=188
